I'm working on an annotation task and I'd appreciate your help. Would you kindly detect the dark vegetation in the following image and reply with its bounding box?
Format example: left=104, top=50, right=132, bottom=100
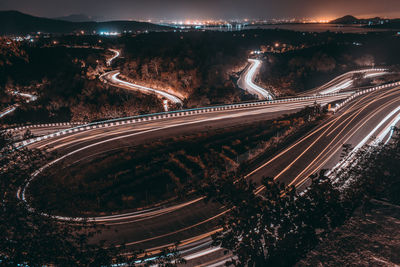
left=3, top=30, right=400, bottom=126
left=297, top=199, right=400, bottom=266
left=114, top=30, right=400, bottom=102
left=0, top=38, right=28, bottom=110
left=0, top=130, right=123, bottom=266
left=259, top=32, right=400, bottom=95
left=0, top=30, right=400, bottom=126
left=199, top=129, right=400, bottom=266
left=0, top=40, right=163, bottom=126
left=0, top=10, right=171, bottom=35
left=114, top=30, right=350, bottom=106
left=0, top=129, right=184, bottom=266
left=118, top=31, right=253, bottom=107
left=28, top=106, right=324, bottom=216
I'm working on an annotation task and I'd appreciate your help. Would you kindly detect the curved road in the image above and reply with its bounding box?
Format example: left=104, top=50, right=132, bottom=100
left=101, top=48, right=184, bottom=105
left=237, top=58, right=274, bottom=99
left=100, top=70, right=184, bottom=105
left=0, top=91, right=37, bottom=118
left=14, top=52, right=400, bottom=265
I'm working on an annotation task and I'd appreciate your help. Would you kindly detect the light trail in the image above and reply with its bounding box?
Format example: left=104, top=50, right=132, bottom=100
left=11, top=49, right=400, bottom=265
left=364, top=71, right=389, bottom=79
left=300, top=68, right=388, bottom=96
left=0, top=106, right=17, bottom=118
left=101, top=48, right=184, bottom=105
left=243, top=59, right=273, bottom=100
left=319, top=79, right=353, bottom=94
left=327, top=103, right=400, bottom=178
left=0, top=91, right=38, bottom=118
left=102, top=71, right=183, bottom=105
left=107, top=49, right=120, bottom=66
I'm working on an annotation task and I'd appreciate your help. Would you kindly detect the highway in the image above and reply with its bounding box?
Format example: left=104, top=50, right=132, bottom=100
left=237, top=58, right=274, bottom=99
left=11, top=51, right=400, bottom=265
left=299, top=68, right=388, bottom=96
left=16, top=84, right=400, bottom=265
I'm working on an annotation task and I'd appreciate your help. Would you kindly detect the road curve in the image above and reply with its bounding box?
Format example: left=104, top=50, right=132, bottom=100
left=238, top=58, right=274, bottom=100
left=107, top=49, right=120, bottom=66
left=300, top=68, right=388, bottom=96
left=101, top=48, right=184, bottom=105
left=0, top=91, right=38, bottom=118
left=12, top=51, right=400, bottom=265
left=100, top=70, right=184, bottom=105
left=16, top=83, right=400, bottom=259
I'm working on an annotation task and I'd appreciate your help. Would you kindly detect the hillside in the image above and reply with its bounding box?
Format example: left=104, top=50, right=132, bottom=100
left=330, top=15, right=359, bottom=24
left=0, top=10, right=171, bottom=35
left=53, top=14, right=96, bottom=22
left=297, top=200, right=400, bottom=266
left=329, top=15, right=394, bottom=25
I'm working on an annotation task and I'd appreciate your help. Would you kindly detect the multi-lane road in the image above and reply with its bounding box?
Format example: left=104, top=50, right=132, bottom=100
left=18, top=82, right=400, bottom=266
left=299, top=68, right=388, bottom=96
left=11, top=54, right=400, bottom=265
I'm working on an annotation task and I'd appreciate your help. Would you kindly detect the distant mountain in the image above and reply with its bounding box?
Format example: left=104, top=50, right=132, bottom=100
left=330, top=15, right=398, bottom=27
left=0, top=10, right=172, bottom=35
left=53, top=14, right=96, bottom=22
left=330, top=15, right=359, bottom=24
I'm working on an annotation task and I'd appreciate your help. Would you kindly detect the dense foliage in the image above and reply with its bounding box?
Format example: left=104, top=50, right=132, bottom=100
left=0, top=130, right=185, bottom=266
left=115, top=30, right=342, bottom=106
left=0, top=131, right=123, bottom=266
left=259, top=34, right=400, bottom=96
left=0, top=41, right=163, bottom=125
left=202, top=130, right=400, bottom=266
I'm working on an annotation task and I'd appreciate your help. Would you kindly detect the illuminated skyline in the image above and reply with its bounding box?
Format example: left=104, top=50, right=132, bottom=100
left=0, top=0, right=399, bottom=21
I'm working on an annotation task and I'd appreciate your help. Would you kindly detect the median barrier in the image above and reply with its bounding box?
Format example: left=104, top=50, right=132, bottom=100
left=14, top=83, right=399, bottom=149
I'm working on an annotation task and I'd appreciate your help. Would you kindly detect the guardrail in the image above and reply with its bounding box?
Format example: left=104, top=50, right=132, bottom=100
left=12, top=91, right=352, bottom=148
left=5, top=122, right=86, bottom=132
left=15, top=82, right=400, bottom=149
left=331, top=81, right=400, bottom=113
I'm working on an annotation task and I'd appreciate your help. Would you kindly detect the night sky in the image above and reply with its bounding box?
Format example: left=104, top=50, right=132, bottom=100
left=0, top=0, right=399, bottom=21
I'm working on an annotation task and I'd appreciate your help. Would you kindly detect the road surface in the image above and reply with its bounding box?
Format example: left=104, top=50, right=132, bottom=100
left=299, top=68, right=388, bottom=96
left=15, top=83, right=400, bottom=265
left=237, top=58, right=273, bottom=99
left=100, top=70, right=184, bottom=105
left=0, top=91, right=37, bottom=119
left=10, top=52, right=400, bottom=265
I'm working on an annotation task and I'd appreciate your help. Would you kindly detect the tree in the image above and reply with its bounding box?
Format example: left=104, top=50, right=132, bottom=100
left=0, top=129, right=185, bottom=266
left=0, top=130, right=127, bottom=266
left=201, top=173, right=348, bottom=266
left=203, top=130, right=400, bottom=266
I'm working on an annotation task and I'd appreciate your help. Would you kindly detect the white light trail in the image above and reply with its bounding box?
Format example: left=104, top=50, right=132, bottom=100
left=107, top=49, right=120, bottom=66
left=110, top=72, right=183, bottom=105
left=0, top=106, right=17, bottom=118
left=327, top=105, right=400, bottom=177
left=245, top=59, right=273, bottom=100
left=319, top=79, right=353, bottom=94
left=0, top=91, right=38, bottom=118
left=364, top=72, right=388, bottom=79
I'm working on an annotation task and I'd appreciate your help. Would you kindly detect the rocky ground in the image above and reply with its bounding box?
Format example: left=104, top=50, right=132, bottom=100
left=297, top=199, right=400, bottom=266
